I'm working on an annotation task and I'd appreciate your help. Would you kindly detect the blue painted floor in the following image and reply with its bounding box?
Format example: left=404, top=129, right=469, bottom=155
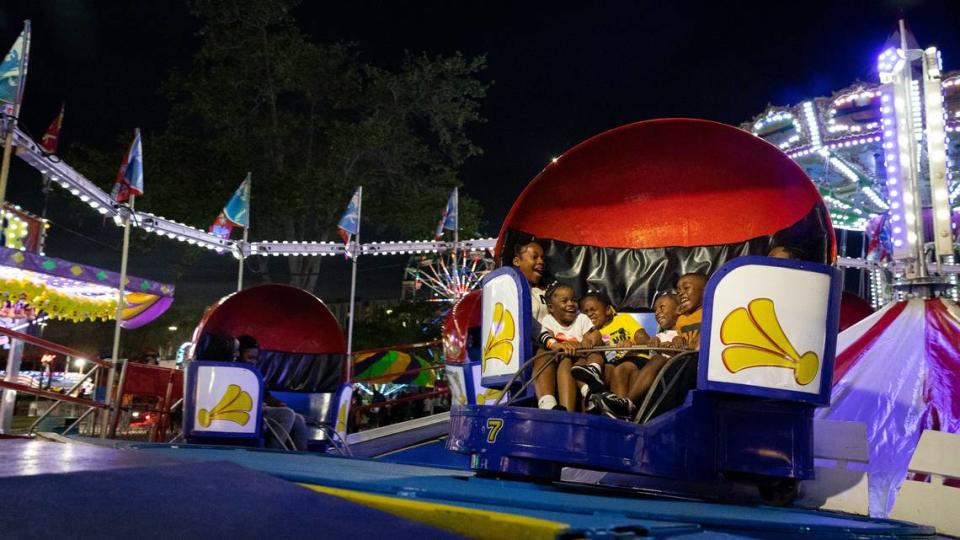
left=131, top=443, right=939, bottom=538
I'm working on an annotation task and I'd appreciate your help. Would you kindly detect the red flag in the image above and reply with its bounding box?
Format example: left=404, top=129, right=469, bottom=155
left=40, top=102, right=64, bottom=154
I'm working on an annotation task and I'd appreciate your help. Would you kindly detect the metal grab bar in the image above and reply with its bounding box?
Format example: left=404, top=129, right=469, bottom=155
left=0, top=379, right=106, bottom=409
left=27, top=364, right=102, bottom=434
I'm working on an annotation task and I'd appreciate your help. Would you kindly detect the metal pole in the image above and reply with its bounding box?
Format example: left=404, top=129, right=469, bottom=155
left=0, top=128, right=15, bottom=216
left=102, top=195, right=135, bottom=438
left=237, top=226, right=248, bottom=291
left=346, top=186, right=362, bottom=363
left=237, top=173, right=251, bottom=291
left=0, top=338, right=24, bottom=433
left=108, top=359, right=130, bottom=438
left=63, top=406, right=95, bottom=436
left=898, top=20, right=928, bottom=280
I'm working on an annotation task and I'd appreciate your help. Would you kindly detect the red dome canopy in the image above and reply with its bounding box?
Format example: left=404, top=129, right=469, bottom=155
left=497, top=118, right=833, bottom=256
left=193, top=284, right=345, bottom=354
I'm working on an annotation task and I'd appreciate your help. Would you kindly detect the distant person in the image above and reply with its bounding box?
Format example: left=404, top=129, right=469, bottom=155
left=238, top=335, right=309, bottom=451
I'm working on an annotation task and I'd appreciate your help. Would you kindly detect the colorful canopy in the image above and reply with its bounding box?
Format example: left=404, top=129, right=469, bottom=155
left=0, top=246, right=174, bottom=327
left=819, top=298, right=960, bottom=516
left=353, top=350, right=439, bottom=386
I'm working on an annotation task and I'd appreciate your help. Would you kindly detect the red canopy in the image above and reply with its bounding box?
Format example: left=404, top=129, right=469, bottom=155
left=497, top=118, right=834, bottom=259
left=442, top=289, right=482, bottom=364
left=193, top=284, right=345, bottom=354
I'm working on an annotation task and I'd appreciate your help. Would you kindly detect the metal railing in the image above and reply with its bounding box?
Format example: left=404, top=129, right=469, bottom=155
left=0, top=325, right=109, bottom=436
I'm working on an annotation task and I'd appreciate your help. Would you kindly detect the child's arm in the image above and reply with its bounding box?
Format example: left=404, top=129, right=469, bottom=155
left=581, top=328, right=602, bottom=348
left=631, top=328, right=651, bottom=347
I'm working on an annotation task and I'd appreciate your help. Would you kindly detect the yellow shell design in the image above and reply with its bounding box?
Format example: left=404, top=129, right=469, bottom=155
left=336, top=402, right=348, bottom=434
left=720, top=298, right=820, bottom=385
left=476, top=388, right=503, bottom=405
left=198, top=383, right=253, bottom=427
left=482, top=302, right=515, bottom=370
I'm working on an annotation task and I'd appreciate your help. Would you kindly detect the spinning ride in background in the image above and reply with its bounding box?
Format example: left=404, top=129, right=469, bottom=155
left=746, top=24, right=960, bottom=520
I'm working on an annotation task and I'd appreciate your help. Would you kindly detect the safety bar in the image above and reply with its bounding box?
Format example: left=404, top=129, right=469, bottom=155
left=0, top=379, right=106, bottom=409
left=27, top=363, right=103, bottom=433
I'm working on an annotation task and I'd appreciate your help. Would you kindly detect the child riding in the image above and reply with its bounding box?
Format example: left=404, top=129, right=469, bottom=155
left=538, top=282, right=604, bottom=411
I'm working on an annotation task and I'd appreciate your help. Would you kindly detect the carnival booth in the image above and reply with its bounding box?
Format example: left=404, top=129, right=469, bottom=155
left=186, top=284, right=351, bottom=448
left=446, top=119, right=843, bottom=504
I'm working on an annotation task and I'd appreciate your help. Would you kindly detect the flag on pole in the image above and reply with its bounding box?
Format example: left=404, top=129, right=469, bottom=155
left=39, top=102, right=64, bottom=154
left=0, top=21, right=30, bottom=117
left=337, top=187, right=361, bottom=245
left=111, top=129, right=143, bottom=203
left=434, top=187, right=458, bottom=240
left=209, top=174, right=251, bottom=239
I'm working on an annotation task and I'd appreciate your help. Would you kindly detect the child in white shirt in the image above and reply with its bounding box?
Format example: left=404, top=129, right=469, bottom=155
left=536, top=283, right=604, bottom=411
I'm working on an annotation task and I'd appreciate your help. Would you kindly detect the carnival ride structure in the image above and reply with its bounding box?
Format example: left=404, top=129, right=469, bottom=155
left=745, top=25, right=959, bottom=307
left=745, top=26, right=960, bottom=525
left=445, top=118, right=840, bottom=501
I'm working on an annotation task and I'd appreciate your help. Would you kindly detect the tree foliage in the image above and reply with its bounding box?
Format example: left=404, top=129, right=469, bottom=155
left=141, top=0, right=489, bottom=290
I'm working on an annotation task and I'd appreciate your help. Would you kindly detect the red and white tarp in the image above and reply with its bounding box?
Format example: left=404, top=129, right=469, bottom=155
left=819, top=298, right=960, bottom=516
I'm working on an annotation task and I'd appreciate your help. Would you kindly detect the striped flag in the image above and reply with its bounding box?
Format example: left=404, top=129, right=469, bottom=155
left=337, top=187, right=361, bottom=245
left=111, top=129, right=143, bottom=203
left=40, top=102, right=65, bottom=154
left=0, top=20, right=30, bottom=117
left=209, top=174, right=251, bottom=239
left=434, top=187, right=458, bottom=240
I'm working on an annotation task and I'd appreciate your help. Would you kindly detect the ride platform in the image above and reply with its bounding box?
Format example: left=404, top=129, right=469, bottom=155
left=0, top=436, right=938, bottom=539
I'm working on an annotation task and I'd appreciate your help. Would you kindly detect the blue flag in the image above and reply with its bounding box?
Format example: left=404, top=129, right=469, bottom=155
left=0, top=21, right=30, bottom=116
left=111, top=129, right=143, bottom=203
left=209, top=174, right=250, bottom=239
left=338, top=187, right=361, bottom=245
left=223, top=174, right=251, bottom=227
left=434, top=187, right=458, bottom=239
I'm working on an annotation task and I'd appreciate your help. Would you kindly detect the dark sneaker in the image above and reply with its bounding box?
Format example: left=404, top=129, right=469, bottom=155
left=551, top=404, right=567, bottom=412
left=571, top=364, right=605, bottom=395
left=595, top=392, right=635, bottom=420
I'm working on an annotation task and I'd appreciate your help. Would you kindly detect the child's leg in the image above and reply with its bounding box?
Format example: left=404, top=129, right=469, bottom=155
left=557, top=356, right=578, bottom=411
left=603, top=363, right=616, bottom=386
left=626, top=353, right=670, bottom=404
left=610, top=362, right=638, bottom=397
left=571, top=352, right=606, bottom=399
left=533, top=349, right=559, bottom=409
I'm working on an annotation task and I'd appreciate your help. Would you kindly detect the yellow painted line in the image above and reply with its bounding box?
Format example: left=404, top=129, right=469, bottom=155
left=301, top=483, right=569, bottom=540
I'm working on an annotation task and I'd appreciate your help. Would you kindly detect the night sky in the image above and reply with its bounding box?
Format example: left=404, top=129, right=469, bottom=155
left=0, top=1, right=958, bottom=329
